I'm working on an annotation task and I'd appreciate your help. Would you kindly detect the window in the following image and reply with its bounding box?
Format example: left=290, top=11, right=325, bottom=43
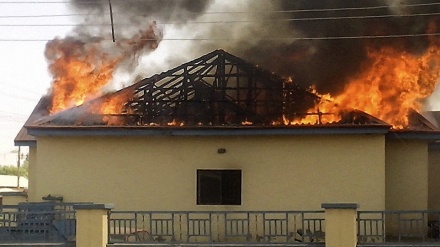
left=197, top=169, right=242, bottom=205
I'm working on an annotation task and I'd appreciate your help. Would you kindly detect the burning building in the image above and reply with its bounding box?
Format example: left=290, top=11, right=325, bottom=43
left=14, top=47, right=440, bottom=214
left=10, top=0, right=440, bottom=217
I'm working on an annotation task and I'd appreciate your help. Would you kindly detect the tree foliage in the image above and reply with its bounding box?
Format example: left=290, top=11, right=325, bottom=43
left=0, top=161, right=28, bottom=178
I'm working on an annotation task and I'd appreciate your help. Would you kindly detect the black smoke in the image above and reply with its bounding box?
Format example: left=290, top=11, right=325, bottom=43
left=64, top=0, right=216, bottom=87
left=70, top=0, right=214, bottom=23
left=234, top=0, right=440, bottom=94
left=67, top=0, right=439, bottom=95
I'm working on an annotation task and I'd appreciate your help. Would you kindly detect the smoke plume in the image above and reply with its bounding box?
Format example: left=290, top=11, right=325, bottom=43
left=211, top=0, right=440, bottom=95
left=70, top=0, right=214, bottom=22
left=113, top=0, right=439, bottom=95
left=48, top=0, right=439, bottom=110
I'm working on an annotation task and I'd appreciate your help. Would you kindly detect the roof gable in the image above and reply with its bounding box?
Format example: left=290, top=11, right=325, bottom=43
left=35, top=50, right=317, bottom=127
left=28, top=50, right=391, bottom=128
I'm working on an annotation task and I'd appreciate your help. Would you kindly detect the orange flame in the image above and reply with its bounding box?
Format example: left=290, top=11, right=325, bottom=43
left=291, top=35, right=440, bottom=128
left=46, top=22, right=162, bottom=115
left=99, top=90, right=133, bottom=115
left=45, top=39, right=121, bottom=113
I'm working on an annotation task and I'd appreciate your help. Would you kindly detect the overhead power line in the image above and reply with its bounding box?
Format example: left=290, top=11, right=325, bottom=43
left=0, top=91, right=40, bottom=101
left=234, top=2, right=440, bottom=13
left=0, top=110, right=30, bottom=118
left=0, top=117, right=28, bottom=123
left=1, top=0, right=439, bottom=9
left=0, top=13, right=100, bottom=18
left=1, top=32, right=439, bottom=42
left=144, top=33, right=440, bottom=40
left=0, top=12, right=439, bottom=26
left=0, top=83, right=44, bottom=96
left=0, top=1, right=100, bottom=4
left=1, top=2, right=440, bottom=18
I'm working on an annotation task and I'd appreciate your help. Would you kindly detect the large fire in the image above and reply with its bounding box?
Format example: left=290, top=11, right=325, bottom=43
left=45, top=22, right=162, bottom=115
left=45, top=39, right=121, bottom=113
left=44, top=19, right=440, bottom=129
left=288, top=36, right=440, bottom=128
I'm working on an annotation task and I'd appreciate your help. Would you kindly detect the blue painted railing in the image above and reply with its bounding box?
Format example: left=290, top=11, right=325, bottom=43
left=0, top=203, right=77, bottom=243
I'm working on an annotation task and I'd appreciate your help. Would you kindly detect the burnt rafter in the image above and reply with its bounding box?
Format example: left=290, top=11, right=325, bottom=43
left=121, top=49, right=318, bottom=126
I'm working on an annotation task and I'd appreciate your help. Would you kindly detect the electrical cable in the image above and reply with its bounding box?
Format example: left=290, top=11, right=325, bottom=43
left=0, top=1, right=439, bottom=12
left=2, top=32, right=439, bottom=42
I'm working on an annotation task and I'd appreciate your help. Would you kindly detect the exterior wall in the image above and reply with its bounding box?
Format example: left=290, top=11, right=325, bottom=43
left=32, top=134, right=386, bottom=211
left=0, top=192, right=27, bottom=205
left=27, top=146, right=38, bottom=202
left=385, top=140, right=428, bottom=210
left=428, top=146, right=440, bottom=210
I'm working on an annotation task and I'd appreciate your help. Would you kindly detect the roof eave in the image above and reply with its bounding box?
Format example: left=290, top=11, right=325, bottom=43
left=26, top=125, right=391, bottom=137
left=386, top=130, right=440, bottom=141
left=14, top=140, right=37, bottom=147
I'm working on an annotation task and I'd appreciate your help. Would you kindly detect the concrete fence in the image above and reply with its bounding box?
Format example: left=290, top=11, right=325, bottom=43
left=73, top=203, right=358, bottom=247
left=2, top=194, right=440, bottom=247
left=0, top=193, right=359, bottom=247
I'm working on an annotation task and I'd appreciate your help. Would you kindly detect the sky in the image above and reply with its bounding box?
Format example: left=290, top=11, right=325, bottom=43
left=0, top=1, right=73, bottom=165
left=0, top=0, right=440, bottom=165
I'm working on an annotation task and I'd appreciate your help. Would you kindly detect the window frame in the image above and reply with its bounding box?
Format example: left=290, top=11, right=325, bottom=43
left=196, top=169, right=242, bottom=206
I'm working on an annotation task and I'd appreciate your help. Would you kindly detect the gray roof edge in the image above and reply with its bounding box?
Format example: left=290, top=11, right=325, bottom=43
left=27, top=126, right=391, bottom=137
left=386, top=131, right=440, bottom=141
left=14, top=140, right=37, bottom=147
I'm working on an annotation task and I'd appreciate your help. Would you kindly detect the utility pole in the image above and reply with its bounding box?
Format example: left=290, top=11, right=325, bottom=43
left=108, top=0, right=115, bottom=42
left=16, top=146, right=20, bottom=188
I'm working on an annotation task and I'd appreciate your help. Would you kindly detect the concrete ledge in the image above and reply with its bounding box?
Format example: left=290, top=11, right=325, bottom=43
left=74, top=203, right=114, bottom=210
left=321, top=203, right=359, bottom=209
left=0, top=191, right=27, bottom=197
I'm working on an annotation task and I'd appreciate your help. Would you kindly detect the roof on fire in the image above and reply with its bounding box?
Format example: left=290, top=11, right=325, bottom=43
left=14, top=49, right=440, bottom=145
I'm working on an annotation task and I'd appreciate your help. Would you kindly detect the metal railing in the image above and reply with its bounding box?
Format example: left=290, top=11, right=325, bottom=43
left=108, top=210, right=325, bottom=244
left=0, top=202, right=77, bottom=243
left=358, top=210, right=440, bottom=244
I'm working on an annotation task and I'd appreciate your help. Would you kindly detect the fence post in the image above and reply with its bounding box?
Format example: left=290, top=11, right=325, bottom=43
left=0, top=191, right=27, bottom=205
left=322, top=203, right=358, bottom=247
left=74, top=203, right=114, bottom=247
